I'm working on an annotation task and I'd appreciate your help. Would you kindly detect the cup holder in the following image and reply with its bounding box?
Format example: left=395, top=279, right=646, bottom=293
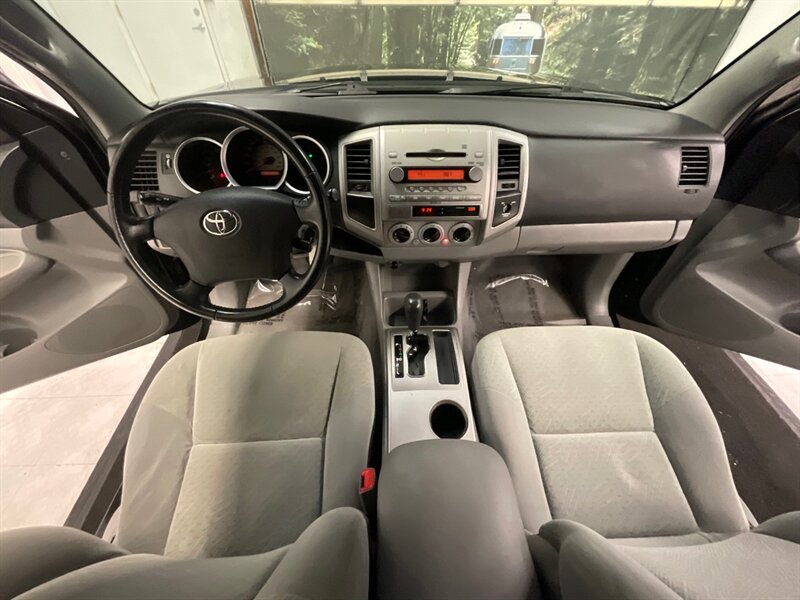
left=430, top=401, right=467, bottom=439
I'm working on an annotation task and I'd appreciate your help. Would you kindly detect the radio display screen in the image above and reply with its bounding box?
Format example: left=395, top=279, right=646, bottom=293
left=412, top=205, right=479, bottom=217
left=407, top=169, right=465, bottom=181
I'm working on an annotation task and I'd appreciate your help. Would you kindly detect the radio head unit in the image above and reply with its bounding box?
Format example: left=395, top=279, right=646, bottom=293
left=339, top=124, right=528, bottom=250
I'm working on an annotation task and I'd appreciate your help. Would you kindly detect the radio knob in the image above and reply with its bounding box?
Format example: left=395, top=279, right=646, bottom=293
left=468, top=166, right=483, bottom=182
left=389, top=167, right=405, bottom=183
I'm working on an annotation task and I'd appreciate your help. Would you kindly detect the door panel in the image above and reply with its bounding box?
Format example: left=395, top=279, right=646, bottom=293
left=641, top=200, right=800, bottom=369
left=641, top=109, right=800, bottom=369
left=0, top=92, right=178, bottom=393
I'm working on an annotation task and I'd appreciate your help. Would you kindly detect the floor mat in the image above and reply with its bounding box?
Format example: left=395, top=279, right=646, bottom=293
left=463, top=256, right=584, bottom=362
left=237, top=261, right=365, bottom=336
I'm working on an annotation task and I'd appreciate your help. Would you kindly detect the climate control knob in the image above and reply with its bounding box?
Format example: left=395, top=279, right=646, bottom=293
left=389, top=223, right=414, bottom=244
left=419, top=223, right=444, bottom=245
left=450, top=223, right=474, bottom=244
left=467, top=166, right=483, bottom=182
left=389, top=166, right=405, bottom=183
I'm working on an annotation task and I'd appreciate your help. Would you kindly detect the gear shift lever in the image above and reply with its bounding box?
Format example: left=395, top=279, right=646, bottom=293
left=403, top=293, right=429, bottom=377
left=404, top=292, right=425, bottom=333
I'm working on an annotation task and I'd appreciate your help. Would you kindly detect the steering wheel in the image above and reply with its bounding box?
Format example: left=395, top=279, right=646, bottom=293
left=108, top=101, right=331, bottom=322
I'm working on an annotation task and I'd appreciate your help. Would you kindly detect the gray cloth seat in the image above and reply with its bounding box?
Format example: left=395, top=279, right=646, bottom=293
left=472, top=326, right=749, bottom=538
left=1, top=508, right=369, bottom=600
left=471, top=326, right=799, bottom=599
left=0, top=331, right=374, bottom=599
left=540, top=512, right=800, bottom=600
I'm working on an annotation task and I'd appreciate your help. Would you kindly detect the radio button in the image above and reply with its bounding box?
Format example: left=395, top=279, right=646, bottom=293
left=468, top=166, right=483, bottom=182
left=389, top=166, right=405, bottom=183
left=458, top=186, right=467, bottom=192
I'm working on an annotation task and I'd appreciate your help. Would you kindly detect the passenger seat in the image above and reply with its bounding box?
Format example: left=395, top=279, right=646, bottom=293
left=472, top=326, right=799, bottom=599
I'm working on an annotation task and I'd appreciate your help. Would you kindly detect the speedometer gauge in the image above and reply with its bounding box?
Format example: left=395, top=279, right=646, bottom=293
left=222, top=127, right=287, bottom=188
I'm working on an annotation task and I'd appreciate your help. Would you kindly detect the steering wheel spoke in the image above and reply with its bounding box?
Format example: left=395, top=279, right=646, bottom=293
left=172, top=280, right=212, bottom=308
left=120, top=214, right=156, bottom=243
left=280, top=271, right=304, bottom=304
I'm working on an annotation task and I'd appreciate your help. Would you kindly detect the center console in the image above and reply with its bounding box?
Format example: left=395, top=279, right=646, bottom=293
left=365, top=261, right=478, bottom=453
left=339, top=124, right=529, bottom=254
left=384, top=294, right=476, bottom=451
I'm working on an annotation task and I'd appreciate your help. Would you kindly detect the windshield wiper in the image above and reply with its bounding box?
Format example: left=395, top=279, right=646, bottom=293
left=285, top=80, right=375, bottom=95
left=450, top=82, right=670, bottom=107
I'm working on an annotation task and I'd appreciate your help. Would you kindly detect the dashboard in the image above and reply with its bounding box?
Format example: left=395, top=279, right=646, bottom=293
left=131, top=93, right=725, bottom=262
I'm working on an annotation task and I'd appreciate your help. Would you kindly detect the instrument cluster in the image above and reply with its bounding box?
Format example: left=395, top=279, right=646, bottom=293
left=173, top=128, right=330, bottom=195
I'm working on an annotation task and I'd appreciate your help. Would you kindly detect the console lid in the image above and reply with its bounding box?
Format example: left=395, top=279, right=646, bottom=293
left=378, top=440, right=540, bottom=600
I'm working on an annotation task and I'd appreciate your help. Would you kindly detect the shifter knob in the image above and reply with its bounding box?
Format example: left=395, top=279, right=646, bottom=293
left=404, top=293, right=425, bottom=333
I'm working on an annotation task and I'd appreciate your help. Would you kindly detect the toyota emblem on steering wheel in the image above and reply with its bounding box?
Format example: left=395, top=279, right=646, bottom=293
left=202, top=209, right=241, bottom=236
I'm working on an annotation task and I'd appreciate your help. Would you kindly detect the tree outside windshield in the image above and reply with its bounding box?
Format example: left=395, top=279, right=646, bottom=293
left=256, top=2, right=751, bottom=102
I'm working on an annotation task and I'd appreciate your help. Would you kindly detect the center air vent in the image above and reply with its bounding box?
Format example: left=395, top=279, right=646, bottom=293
left=497, top=142, right=521, bottom=181
left=344, top=141, right=375, bottom=228
left=679, top=146, right=710, bottom=186
left=345, top=142, right=372, bottom=193
left=130, top=150, right=159, bottom=191
left=493, top=141, right=523, bottom=226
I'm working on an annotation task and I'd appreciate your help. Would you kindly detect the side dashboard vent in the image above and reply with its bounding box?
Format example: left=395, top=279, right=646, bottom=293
left=679, top=146, right=710, bottom=186
left=344, top=141, right=375, bottom=228
left=497, top=142, right=521, bottom=181
left=131, top=150, right=159, bottom=191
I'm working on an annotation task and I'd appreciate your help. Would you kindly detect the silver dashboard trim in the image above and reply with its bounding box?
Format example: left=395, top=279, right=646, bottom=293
left=339, top=129, right=381, bottom=243
left=339, top=124, right=529, bottom=250
left=285, top=134, right=331, bottom=195
left=173, top=136, right=225, bottom=194
left=221, top=126, right=288, bottom=190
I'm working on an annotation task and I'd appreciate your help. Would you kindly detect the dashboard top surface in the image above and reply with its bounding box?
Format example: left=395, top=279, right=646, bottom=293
left=186, top=91, right=722, bottom=142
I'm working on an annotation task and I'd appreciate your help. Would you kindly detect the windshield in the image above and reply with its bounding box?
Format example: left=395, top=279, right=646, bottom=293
left=32, top=0, right=797, bottom=106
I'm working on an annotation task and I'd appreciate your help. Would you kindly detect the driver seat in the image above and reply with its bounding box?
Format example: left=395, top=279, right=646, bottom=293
left=0, top=331, right=375, bottom=599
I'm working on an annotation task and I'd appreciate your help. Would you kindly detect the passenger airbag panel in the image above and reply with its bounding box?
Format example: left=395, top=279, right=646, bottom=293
left=523, top=138, right=723, bottom=225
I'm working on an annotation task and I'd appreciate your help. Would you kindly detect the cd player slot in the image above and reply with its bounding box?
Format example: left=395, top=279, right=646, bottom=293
left=405, top=151, right=467, bottom=158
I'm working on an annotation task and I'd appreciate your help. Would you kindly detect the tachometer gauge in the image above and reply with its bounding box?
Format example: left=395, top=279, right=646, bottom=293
left=222, top=127, right=288, bottom=188
left=174, top=137, right=227, bottom=193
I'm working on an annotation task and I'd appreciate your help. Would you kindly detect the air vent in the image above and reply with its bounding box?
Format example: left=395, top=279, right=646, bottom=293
left=679, top=146, right=710, bottom=186
left=131, top=150, right=159, bottom=191
left=345, top=141, right=372, bottom=193
left=344, top=141, right=375, bottom=228
left=492, top=141, right=523, bottom=227
left=497, top=142, right=521, bottom=180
